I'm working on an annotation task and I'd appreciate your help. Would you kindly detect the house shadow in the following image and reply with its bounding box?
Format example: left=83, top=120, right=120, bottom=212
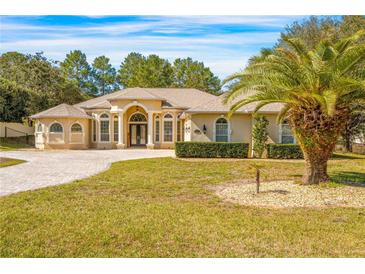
left=331, top=171, right=365, bottom=187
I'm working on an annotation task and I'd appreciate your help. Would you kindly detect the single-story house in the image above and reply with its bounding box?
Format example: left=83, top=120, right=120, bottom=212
left=31, top=88, right=294, bottom=153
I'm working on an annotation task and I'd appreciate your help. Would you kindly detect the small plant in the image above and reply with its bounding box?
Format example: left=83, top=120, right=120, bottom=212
left=250, top=163, right=264, bottom=193
left=252, top=115, right=269, bottom=158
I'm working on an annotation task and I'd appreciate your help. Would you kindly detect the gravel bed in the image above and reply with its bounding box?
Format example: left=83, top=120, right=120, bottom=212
left=214, top=181, right=365, bottom=208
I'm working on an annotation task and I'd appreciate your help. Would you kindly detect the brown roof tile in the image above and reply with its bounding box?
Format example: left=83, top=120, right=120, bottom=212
left=187, top=93, right=284, bottom=113
left=31, top=103, right=92, bottom=119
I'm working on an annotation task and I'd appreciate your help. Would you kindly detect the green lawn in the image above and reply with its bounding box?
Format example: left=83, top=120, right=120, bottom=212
left=0, top=157, right=26, bottom=168
left=0, top=140, right=31, bottom=151
left=0, top=155, right=364, bottom=257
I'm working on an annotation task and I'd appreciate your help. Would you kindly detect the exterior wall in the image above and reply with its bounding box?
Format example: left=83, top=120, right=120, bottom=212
left=190, top=113, right=252, bottom=143
left=35, top=118, right=90, bottom=149
left=189, top=113, right=281, bottom=156
left=33, top=97, right=282, bottom=152
left=265, top=114, right=280, bottom=143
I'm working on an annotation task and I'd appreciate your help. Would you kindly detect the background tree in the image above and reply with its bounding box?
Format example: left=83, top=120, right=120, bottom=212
left=281, top=16, right=365, bottom=48
left=60, top=50, right=97, bottom=96
left=92, top=56, right=119, bottom=96
left=341, top=103, right=365, bottom=152
left=118, top=53, right=221, bottom=94
left=0, top=78, right=31, bottom=122
left=172, top=57, right=221, bottom=94
left=143, top=54, right=174, bottom=87
left=0, top=51, right=85, bottom=118
left=117, top=52, right=147, bottom=88
left=224, top=31, right=365, bottom=184
left=252, top=115, right=269, bottom=158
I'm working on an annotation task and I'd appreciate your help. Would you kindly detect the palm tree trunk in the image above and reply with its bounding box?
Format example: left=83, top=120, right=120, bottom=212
left=289, top=106, right=349, bottom=185
left=302, top=149, right=331, bottom=184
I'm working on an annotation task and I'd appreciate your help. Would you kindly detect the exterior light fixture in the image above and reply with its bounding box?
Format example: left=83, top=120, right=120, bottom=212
left=203, top=124, right=207, bottom=134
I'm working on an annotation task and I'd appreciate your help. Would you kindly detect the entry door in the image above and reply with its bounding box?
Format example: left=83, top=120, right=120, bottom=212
left=130, top=124, right=147, bottom=146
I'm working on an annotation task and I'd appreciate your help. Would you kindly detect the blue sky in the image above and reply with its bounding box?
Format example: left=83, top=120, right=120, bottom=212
left=0, top=16, right=310, bottom=79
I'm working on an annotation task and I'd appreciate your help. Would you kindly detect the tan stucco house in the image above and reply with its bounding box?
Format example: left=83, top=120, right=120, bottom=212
left=31, top=87, right=294, bottom=153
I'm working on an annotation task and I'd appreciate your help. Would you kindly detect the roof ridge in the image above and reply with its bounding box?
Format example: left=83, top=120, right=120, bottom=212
left=137, top=87, right=163, bottom=99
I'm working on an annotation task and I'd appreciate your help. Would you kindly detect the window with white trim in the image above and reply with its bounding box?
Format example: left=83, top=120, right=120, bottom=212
left=70, top=123, right=83, bottom=143
left=163, top=113, right=173, bottom=142
left=281, top=120, right=294, bottom=144
left=92, top=119, right=97, bottom=142
left=100, top=113, right=110, bottom=142
left=155, top=116, right=160, bottom=142
left=177, top=120, right=181, bottom=141
left=114, top=116, right=118, bottom=142
left=215, top=118, right=228, bottom=142
left=71, top=123, right=82, bottom=133
left=50, top=123, right=63, bottom=133
left=129, top=113, right=147, bottom=122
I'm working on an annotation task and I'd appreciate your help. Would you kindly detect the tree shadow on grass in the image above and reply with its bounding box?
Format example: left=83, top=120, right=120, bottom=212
left=330, top=171, right=365, bottom=187
left=331, top=153, right=365, bottom=160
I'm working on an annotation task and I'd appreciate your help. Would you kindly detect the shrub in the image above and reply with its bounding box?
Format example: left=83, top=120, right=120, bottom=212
left=175, top=142, right=249, bottom=158
left=267, top=144, right=303, bottom=159
left=252, top=115, right=269, bottom=158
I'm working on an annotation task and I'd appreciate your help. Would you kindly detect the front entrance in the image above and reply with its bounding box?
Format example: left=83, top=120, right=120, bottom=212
left=130, top=124, right=147, bottom=146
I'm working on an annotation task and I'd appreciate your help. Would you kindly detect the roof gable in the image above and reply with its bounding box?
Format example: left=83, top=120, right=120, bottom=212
left=31, top=103, right=92, bottom=119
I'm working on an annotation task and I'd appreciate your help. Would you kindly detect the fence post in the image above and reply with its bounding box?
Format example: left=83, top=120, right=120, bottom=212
left=5, top=126, right=7, bottom=138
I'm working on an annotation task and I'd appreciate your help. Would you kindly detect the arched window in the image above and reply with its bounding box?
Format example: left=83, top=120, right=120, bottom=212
left=50, top=123, right=63, bottom=133
left=100, top=113, right=110, bottom=142
left=163, top=113, right=173, bottom=142
left=70, top=123, right=83, bottom=143
left=155, top=116, right=160, bottom=142
left=129, top=113, right=147, bottom=123
left=71, top=123, right=82, bottom=133
left=215, top=118, right=228, bottom=142
left=281, top=120, right=294, bottom=144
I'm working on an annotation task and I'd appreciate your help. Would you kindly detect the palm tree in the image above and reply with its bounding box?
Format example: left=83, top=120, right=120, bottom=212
left=224, top=31, right=365, bottom=184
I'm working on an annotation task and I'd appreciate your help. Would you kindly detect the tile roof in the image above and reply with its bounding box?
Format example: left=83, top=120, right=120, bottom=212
left=31, top=103, right=92, bottom=119
left=187, top=94, right=284, bottom=113
left=141, top=88, right=217, bottom=109
left=32, top=88, right=283, bottom=119
left=75, top=87, right=218, bottom=110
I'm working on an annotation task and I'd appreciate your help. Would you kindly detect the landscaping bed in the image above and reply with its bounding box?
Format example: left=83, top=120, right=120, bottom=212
left=214, top=181, right=365, bottom=209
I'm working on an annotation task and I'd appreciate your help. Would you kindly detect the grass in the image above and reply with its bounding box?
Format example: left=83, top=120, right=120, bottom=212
left=0, top=157, right=26, bottom=168
left=0, top=156, right=364, bottom=257
left=0, top=140, right=31, bottom=151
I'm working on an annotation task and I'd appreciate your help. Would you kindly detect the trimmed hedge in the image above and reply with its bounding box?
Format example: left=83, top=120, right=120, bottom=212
left=175, top=142, right=249, bottom=158
left=267, top=144, right=303, bottom=159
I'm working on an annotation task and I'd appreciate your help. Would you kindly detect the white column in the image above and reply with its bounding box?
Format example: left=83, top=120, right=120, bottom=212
left=184, top=118, right=192, bottom=141
left=117, top=111, right=125, bottom=149
left=147, top=112, right=154, bottom=149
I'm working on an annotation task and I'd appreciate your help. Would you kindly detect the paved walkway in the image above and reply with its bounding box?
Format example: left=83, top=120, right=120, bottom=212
left=0, top=149, right=175, bottom=196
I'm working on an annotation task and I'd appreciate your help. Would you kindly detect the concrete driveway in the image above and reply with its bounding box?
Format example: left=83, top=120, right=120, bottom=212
left=0, top=149, right=174, bottom=196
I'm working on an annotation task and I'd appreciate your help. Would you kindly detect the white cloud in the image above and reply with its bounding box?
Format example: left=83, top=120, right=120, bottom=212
left=0, top=16, right=299, bottom=79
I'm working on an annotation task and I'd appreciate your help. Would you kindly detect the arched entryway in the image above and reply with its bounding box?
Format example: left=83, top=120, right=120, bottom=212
left=128, top=112, right=148, bottom=146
